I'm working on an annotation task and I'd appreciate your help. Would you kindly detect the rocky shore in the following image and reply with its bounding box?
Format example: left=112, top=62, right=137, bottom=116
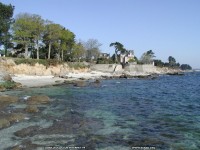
left=0, top=58, right=185, bottom=89
left=0, top=58, right=190, bottom=149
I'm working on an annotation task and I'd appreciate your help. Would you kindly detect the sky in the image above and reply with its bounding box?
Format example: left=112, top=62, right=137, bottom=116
left=1, top=0, right=200, bottom=68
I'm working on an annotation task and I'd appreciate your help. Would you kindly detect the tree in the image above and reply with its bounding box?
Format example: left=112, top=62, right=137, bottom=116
left=168, top=56, right=176, bottom=65
left=154, top=59, right=164, bottom=67
left=109, top=42, right=126, bottom=63
left=140, top=50, right=155, bottom=64
left=168, top=56, right=176, bottom=64
left=12, top=13, right=36, bottom=58
left=84, top=39, right=101, bottom=61
left=31, top=14, right=45, bottom=59
left=180, top=64, right=192, bottom=70
left=72, top=42, right=86, bottom=62
left=0, top=2, right=14, bottom=56
left=60, top=28, right=75, bottom=61
left=43, top=22, right=62, bottom=59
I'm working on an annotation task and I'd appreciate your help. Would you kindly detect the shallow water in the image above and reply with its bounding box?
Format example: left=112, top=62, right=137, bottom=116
left=1, top=72, right=200, bottom=149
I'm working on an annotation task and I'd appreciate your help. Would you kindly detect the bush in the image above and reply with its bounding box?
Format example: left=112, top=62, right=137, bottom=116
left=0, top=81, right=17, bottom=89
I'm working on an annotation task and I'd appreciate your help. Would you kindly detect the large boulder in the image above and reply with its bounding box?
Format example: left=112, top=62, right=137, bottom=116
left=27, top=95, right=50, bottom=105
left=14, top=125, right=40, bottom=138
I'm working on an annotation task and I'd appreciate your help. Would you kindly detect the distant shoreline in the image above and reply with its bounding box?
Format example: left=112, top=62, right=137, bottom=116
left=0, top=58, right=192, bottom=89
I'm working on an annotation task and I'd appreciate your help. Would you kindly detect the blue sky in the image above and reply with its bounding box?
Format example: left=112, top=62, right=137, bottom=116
left=2, top=0, right=200, bottom=68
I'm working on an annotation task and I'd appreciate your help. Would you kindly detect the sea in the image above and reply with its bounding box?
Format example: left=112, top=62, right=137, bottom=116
left=1, top=72, right=200, bottom=150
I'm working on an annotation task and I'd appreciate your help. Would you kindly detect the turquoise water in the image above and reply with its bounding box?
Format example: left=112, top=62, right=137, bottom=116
left=1, top=72, right=200, bottom=150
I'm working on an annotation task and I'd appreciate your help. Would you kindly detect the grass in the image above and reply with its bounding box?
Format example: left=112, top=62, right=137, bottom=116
left=0, top=81, right=18, bottom=89
left=65, top=62, right=88, bottom=69
left=13, top=58, right=62, bottom=67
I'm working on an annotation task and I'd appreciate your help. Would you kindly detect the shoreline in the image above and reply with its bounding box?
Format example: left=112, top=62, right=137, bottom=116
left=11, top=70, right=186, bottom=88
left=0, top=58, right=190, bottom=89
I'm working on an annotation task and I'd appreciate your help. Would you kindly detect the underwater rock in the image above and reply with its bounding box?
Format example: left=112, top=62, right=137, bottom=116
left=25, top=105, right=39, bottom=113
left=0, top=119, right=10, bottom=129
left=27, top=95, right=50, bottom=105
left=0, top=113, right=25, bottom=129
left=0, top=95, right=18, bottom=103
left=10, top=140, right=40, bottom=150
left=7, top=113, right=26, bottom=123
left=0, top=95, right=18, bottom=109
left=14, top=125, right=40, bottom=138
left=74, top=81, right=88, bottom=87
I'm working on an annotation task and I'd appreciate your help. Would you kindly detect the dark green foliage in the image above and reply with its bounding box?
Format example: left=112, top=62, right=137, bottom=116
left=0, top=81, right=17, bottom=89
left=168, top=56, right=176, bottom=65
left=140, top=50, right=155, bottom=64
left=0, top=2, right=14, bottom=56
left=67, top=62, right=88, bottom=69
left=96, top=58, right=114, bottom=64
left=154, top=59, right=165, bottom=67
left=0, top=2, right=14, bottom=39
left=167, top=56, right=180, bottom=68
left=110, top=42, right=127, bottom=63
left=180, top=64, right=192, bottom=70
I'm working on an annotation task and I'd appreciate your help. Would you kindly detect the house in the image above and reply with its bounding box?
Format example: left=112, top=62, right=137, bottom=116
left=99, top=53, right=110, bottom=59
left=120, top=50, right=135, bottom=64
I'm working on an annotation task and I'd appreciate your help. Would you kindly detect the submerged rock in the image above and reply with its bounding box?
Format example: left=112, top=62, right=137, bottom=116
left=0, top=113, right=25, bottom=129
left=10, top=140, right=40, bottom=150
left=0, top=119, right=10, bottom=129
left=0, top=95, right=18, bottom=103
left=7, top=113, right=26, bottom=123
left=0, top=95, right=18, bottom=109
left=14, top=125, right=40, bottom=138
left=27, top=95, right=50, bottom=105
left=25, top=105, right=39, bottom=113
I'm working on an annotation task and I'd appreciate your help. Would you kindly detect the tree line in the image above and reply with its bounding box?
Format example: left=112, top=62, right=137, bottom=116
left=0, top=2, right=101, bottom=61
left=0, top=2, right=192, bottom=70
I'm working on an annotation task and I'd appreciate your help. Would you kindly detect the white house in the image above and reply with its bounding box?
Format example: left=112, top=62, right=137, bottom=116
left=120, top=50, right=135, bottom=64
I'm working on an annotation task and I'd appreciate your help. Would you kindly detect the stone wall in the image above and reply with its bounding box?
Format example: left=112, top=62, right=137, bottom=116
left=90, top=64, right=123, bottom=73
left=124, top=64, right=156, bottom=73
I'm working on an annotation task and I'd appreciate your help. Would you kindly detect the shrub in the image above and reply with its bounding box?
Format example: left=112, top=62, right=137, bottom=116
left=0, top=81, right=17, bottom=89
